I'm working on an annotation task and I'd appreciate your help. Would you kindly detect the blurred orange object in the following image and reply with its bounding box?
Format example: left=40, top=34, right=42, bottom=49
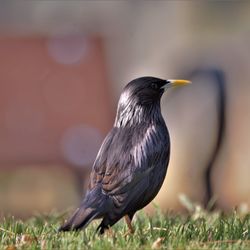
left=0, top=36, right=114, bottom=168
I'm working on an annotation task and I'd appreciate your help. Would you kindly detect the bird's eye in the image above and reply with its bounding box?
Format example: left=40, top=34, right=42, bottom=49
left=151, top=83, right=158, bottom=90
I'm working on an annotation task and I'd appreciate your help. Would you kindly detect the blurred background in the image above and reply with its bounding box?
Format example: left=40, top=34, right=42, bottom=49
left=0, top=1, right=249, bottom=218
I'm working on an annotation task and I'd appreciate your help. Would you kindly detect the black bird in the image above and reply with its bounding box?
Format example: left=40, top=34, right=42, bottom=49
left=59, top=76, right=191, bottom=234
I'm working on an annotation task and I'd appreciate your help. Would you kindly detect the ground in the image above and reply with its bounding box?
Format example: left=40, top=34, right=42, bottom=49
left=0, top=207, right=249, bottom=250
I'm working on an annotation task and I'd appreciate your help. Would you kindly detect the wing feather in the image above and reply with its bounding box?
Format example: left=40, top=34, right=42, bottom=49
left=89, top=124, right=169, bottom=206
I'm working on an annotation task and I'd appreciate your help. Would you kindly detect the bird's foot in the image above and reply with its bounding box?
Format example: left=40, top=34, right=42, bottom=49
left=104, top=227, right=114, bottom=238
left=122, top=228, right=134, bottom=237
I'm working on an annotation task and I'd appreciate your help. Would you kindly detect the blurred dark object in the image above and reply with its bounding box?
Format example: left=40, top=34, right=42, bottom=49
left=189, top=69, right=226, bottom=210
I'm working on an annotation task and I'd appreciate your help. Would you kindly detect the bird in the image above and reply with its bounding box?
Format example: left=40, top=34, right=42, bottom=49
left=59, top=76, right=191, bottom=234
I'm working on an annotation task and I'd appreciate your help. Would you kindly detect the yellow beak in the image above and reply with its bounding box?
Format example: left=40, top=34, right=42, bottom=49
left=161, top=79, right=191, bottom=90
left=168, top=79, right=192, bottom=87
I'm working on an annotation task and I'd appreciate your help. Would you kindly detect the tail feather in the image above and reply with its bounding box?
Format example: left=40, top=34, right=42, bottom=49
left=59, top=187, right=107, bottom=232
left=58, top=207, right=97, bottom=232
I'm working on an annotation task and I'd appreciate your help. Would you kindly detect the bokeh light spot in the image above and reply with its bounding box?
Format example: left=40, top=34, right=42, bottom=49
left=47, top=35, right=89, bottom=65
left=61, top=125, right=103, bottom=168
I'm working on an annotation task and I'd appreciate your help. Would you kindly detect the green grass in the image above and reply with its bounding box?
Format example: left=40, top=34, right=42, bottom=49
left=0, top=208, right=249, bottom=250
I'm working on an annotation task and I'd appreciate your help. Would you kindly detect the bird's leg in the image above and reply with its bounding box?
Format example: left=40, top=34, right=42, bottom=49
left=105, top=227, right=114, bottom=237
left=124, top=215, right=134, bottom=235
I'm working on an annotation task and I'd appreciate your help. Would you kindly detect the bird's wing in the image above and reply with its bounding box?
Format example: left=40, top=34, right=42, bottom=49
left=89, top=125, right=168, bottom=198
left=88, top=128, right=116, bottom=190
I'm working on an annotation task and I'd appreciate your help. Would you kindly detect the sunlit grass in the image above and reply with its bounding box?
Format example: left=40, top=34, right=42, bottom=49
left=0, top=206, right=249, bottom=250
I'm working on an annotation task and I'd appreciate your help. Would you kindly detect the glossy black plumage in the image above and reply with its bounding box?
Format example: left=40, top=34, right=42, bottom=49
left=59, top=77, right=171, bottom=234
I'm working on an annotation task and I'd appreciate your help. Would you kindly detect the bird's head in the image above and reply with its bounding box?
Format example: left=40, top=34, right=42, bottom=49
left=115, top=76, right=191, bottom=127
left=119, top=76, right=191, bottom=107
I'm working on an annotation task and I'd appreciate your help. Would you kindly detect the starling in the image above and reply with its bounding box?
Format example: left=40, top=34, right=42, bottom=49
left=59, top=76, right=191, bottom=234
